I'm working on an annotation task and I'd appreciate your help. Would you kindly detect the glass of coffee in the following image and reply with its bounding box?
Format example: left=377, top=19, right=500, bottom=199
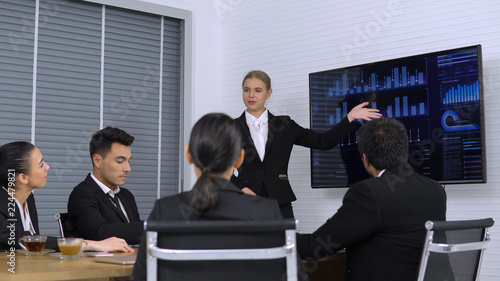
left=18, top=235, right=48, bottom=255
left=57, top=238, right=88, bottom=260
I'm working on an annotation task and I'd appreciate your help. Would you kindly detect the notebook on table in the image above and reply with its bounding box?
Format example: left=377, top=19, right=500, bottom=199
left=92, top=254, right=137, bottom=265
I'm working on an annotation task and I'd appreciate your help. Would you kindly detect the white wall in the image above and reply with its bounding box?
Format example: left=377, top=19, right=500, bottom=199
left=185, top=0, right=223, bottom=188
left=136, top=0, right=224, bottom=189
left=216, top=0, right=500, bottom=280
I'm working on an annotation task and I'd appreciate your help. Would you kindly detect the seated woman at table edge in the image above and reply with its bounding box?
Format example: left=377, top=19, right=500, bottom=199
left=131, top=113, right=309, bottom=281
left=0, top=141, right=134, bottom=253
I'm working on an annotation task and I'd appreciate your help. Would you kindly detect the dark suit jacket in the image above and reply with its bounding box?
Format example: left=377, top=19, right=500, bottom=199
left=297, top=164, right=447, bottom=281
left=67, top=174, right=143, bottom=244
left=131, top=178, right=309, bottom=281
left=0, top=188, right=58, bottom=250
left=232, top=111, right=356, bottom=205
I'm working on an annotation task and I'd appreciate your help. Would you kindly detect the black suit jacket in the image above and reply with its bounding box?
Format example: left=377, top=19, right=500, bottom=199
left=0, top=189, right=58, bottom=250
left=297, top=164, right=447, bottom=281
left=67, top=174, right=143, bottom=244
left=232, top=111, right=356, bottom=205
left=131, top=178, right=303, bottom=281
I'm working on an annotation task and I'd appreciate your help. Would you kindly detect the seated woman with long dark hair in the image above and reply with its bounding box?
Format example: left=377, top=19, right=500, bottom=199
left=131, top=113, right=292, bottom=280
left=0, top=141, right=134, bottom=252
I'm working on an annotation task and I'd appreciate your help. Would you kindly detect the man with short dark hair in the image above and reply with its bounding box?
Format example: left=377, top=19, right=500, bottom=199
left=297, top=118, right=447, bottom=281
left=68, top=127, right=143, bottom=244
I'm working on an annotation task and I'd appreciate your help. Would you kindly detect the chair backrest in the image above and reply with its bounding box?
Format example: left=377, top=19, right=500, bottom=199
left=417, top=218, right=494, bottom=281
left=146, top=219, right=298, bottom=281
left=54, top=212, right=78, bottom=238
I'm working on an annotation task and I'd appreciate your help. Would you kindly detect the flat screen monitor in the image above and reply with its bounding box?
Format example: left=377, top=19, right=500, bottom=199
left=310, top=45, right=486, bottom=188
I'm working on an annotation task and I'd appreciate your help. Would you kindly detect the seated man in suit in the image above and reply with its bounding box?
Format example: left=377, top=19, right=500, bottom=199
left=297, top=118, right=448, bottom=281
left=68, top=127, right=143, bottom=244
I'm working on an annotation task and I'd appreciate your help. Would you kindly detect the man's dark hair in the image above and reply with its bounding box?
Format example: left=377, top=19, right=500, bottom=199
left=357, top=118, right=408, bottom=170
left=89, top=127, right=134, bottom=164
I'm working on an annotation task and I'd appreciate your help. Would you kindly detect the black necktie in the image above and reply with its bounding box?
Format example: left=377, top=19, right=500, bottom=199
left=107, top=193, right=127, bottom=222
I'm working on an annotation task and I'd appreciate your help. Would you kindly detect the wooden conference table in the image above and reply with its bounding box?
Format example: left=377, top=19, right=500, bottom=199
left=0, top=251, right=136, bottom=281
left=1, top=249, right=346, bottom=281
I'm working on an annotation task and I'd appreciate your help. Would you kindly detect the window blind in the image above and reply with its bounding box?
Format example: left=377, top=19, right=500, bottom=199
left=0, top=0, right=182, bottom=236
left=0, top=0, right=35, bottom=144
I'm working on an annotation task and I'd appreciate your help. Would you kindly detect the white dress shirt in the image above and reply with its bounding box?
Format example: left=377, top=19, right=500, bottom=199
left=245, top=110, right=269, bottom=161
left=378, top=169, right=386, bottom=177
left=90, top=173, right=130, bottom=223
left=2, top=186, right=36, bottom=234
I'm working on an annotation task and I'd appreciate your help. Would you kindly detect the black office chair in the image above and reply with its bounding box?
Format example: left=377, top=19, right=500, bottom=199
left=145, top=219, right=299, bottom=281
left=417, top=218, right=494, bottom=281
left=55, top=212, right=78, bottom=238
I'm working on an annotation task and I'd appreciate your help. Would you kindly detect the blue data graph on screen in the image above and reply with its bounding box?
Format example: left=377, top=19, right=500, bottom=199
left=310, top=45, right=485, bottom=188
left=327, top=59, right=427, bottom=97
left=441, top=80, right=480, bottom=105
left=438, top=48, right=480, bottom=106
left=381, top=95, right=428, bottom=118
